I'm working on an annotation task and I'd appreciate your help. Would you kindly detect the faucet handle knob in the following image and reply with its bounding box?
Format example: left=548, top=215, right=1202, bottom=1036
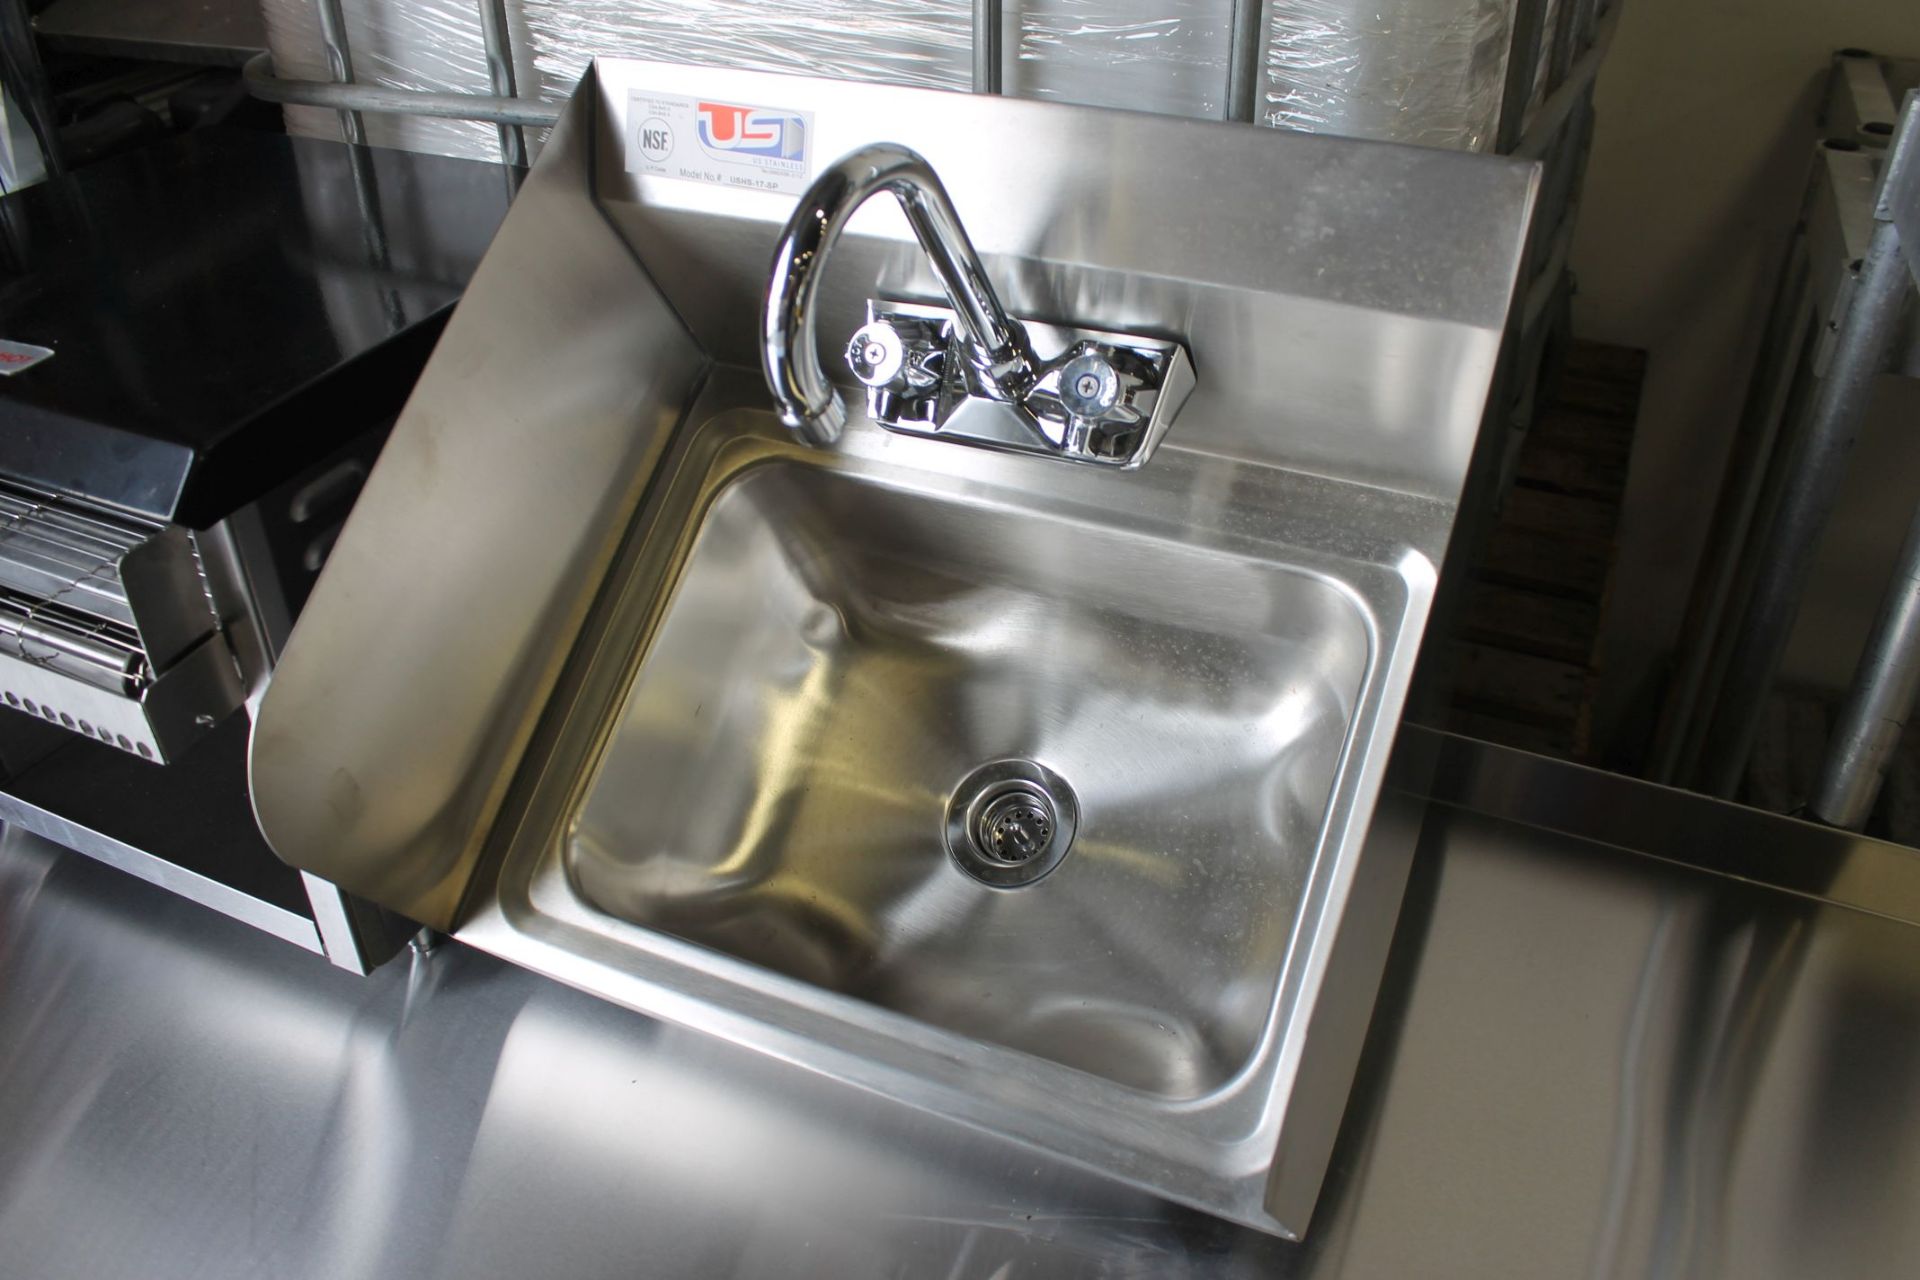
left=847, top=319, right=943, bottom=391
left=1058, top=351, right=1122, bottom=420
left=1026, top=342, right=1151, bottom=461
left=848, top=321, right=907, bottom=388
left=847, top=314, right=947, bottom=427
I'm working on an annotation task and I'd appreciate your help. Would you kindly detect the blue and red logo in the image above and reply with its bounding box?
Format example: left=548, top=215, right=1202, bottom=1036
left=695, top=101, right=805, bottom=162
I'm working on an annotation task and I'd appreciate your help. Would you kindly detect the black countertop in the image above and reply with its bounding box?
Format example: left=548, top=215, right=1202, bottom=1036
left=0, top=129, right=513, bottom=527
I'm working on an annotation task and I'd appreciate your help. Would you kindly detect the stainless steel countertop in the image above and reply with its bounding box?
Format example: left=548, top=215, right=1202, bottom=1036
left=5, top=738, right=1920, bottom=1277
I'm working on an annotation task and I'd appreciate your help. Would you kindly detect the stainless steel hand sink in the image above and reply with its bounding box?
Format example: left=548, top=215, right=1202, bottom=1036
left=249, top=59, right=1536, bottom=1239
left=565, top=407, right=1367, bottom=1099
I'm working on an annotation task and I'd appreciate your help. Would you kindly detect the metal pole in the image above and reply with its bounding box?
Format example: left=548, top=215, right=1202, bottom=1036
left=0, top=0, right=62, bottom=175
left=1513, top=3, right=1620, bottom=160
left=344, top=140, right=404, bottom=331
left=1648, top=245, right=1814, bottom=785
left=971, top=0, right=1002, bottom=96
left=1691, top=216, right=1911, bottom=798
left=1495, top=0, right=1552, bottom=153
left=313, top=0, right=366, bottom=146
left=1544, top=0, right=1579, bottom=100
left=1225, top=0, right=1267, bottom=124
left=476, top=0, right=526, bottom=166
left=243, top=53, right=562, bottom=128
left=1811, top=505, right=1920, bottom=827
left=1571, top=0, right=1600, bottom=55
left=1805, top=92, right=1920, bottom=826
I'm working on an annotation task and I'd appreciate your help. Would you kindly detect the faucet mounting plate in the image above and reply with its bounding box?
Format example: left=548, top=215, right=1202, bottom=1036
left=849, top=300, right=1195, bottom=470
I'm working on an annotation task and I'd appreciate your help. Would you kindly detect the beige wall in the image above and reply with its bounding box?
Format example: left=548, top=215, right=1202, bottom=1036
left=1569, top=1, right=1917, bottom=751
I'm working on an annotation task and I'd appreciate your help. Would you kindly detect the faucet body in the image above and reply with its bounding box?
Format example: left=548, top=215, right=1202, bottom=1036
left=761, top=143, right=1194, bottom=469
left=762, top=143, right=1035, bottom=446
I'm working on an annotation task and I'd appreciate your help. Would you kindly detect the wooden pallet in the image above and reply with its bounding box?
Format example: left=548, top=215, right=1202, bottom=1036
left=1441, top=340, right=1646, bottom=761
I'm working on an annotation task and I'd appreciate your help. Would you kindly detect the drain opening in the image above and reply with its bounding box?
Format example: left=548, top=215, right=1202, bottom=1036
left=945, top=760, right=1078, bottom=887
left=977, top=787, right=1053, bottom=862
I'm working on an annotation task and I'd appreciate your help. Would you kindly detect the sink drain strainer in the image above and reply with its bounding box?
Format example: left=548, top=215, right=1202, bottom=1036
left=945, top=759, right=1078, bottom=888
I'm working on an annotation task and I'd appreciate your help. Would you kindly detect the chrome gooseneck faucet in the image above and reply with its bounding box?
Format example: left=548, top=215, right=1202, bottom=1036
left=761, top=142, right=1194, bottom=468
left=761, top=143, right=1036, bottom=446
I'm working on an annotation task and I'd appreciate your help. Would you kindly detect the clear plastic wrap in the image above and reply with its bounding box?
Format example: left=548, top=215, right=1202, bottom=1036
left=1006, top=1, right=1232, bottom=120
left=264, top=0, right=973, bottom=161
left=521, top=0, right=972, bottom=105
left=1261, top=0, right=1515, bottom=151
left=261, top=0, right=500, bottom=159
left=259, top=0, right=1525, bottom=160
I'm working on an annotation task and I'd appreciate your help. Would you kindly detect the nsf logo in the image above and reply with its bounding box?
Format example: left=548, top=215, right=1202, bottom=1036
left=695, top=102, right=806, bottom=162
left=636, top=116, right=673, bottom=162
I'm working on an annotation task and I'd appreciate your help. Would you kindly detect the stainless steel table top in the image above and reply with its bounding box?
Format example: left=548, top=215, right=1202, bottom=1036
left=5, top=749, right=1920, bottom=1278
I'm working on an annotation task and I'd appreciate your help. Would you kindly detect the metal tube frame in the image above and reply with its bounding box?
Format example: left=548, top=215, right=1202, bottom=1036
left=1656, top=119, right=1899, bottom=788
left=1807, top=93, right=1920, bottom=826
left=269, top=0, right=544, bottom=156
left=1225, top=0, right=1267, bottom=124
left=1693, top=101, right=1917, bottom=800
left=1495, top=0, right=1552, bottom=154
left=1813, top=506, right=1920, bottom=827
left=248, top=0, right=1612, bottom=153
left=476, top=0, right=526, bottom=165
left=311, top=0, right=365, bottom=146
left=0, top=0, right=64, bottom=175
left=1514, top=0, right=1621, bottom=160
left=1652, top=244, right=1818, bottom=785
left=1545, top=0, right=1580, bottom=103
left=244, top=52, right=561, bottom=129
left=970, top=0, right=1002, bottom=96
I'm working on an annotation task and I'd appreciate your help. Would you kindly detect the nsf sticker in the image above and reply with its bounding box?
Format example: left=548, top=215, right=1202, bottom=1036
left=626, top=91, right=813, bottom=196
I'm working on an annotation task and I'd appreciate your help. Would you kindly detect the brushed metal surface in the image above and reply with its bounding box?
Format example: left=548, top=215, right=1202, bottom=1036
left=250, top=57, right=1530, bottom=934
left=590, top=59, right=1536, bottom=501
left=1876, top=92, right=1920, bottom=290
left=248, top=73, right=707, bottom=928
left=12, top=748, right=1920, bottom=1276
left=566, top=444, right=1366, bottom=1098
left=0, top=803, right=320, bottom=951
left=1399, top=725, right=1920, bottom=929
left=459, top=370, right=1435, bottom=1236
left=249, top=57, right=1534, bottom=1240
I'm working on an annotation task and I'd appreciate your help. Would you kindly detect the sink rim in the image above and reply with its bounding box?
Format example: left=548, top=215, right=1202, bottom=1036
left=459, top=369, right=1433, bottom=1235
left=559, top=448, right=1377, bottom=1098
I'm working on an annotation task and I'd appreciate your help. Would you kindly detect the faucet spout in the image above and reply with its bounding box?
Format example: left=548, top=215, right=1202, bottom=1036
left=762, top=143, right=1034, bottom=446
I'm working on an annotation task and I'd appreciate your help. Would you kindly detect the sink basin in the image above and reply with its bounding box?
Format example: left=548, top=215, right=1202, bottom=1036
left=566, top=422, right=1368, bottom=1099
left=248, top=56, right=1536, bottom=1241
left=452, top=369, right=1434, bottom=1237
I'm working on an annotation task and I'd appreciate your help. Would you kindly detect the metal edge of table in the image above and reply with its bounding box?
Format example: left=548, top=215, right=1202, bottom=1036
left=11, top=720, right=1920, bottom=1278
left=1393, top=722, right=1920, bottom=931
left=8, top=719, right=1912, bottom=970
left=0, top=789, right=321, bottom=952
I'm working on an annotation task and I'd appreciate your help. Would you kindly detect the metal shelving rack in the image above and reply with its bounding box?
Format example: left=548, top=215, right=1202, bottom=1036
left=230, top=0, right=1613, bottom=155
left=1656, top=62, right=1920, bottom=827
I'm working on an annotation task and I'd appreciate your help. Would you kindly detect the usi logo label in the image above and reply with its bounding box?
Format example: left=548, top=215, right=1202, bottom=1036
left=625, top=89, right=812, bottom=193
left=695, top=102, right=805, bottom=161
